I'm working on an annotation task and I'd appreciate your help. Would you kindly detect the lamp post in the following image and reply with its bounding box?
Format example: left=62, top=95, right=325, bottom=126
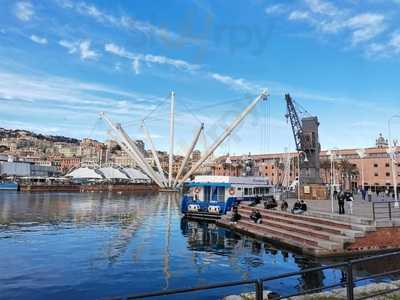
left=327, top=149, right=338, bottom=213
left=356, top=148, right=366, bottom=192
left=388, top=115, right=400, bottom=208
left=327, top=149, right=343, bottom=213
left=297, top=151, right=308, bottom=202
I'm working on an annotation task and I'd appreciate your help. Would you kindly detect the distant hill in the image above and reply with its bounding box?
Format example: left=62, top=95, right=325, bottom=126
left=0, top=128, right=80, bottom=144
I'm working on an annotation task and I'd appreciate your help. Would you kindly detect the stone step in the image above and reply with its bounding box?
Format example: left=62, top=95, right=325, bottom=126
left=217, top=218, right=328, bottom=255
left=239, top=205, right=375, bottom=233
left=237, top=219, right=342, bottom=251
left=238, top=210, right=354, bottom=244
left=305, top=210, right=374, bottom=226
left=237, top=208, right=365, bottom=239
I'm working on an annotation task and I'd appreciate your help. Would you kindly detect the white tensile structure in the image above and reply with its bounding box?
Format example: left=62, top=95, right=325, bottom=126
left=66, top=167, right=103, bottom=179
left=100, top=90, right=269, bottom=190
left=98, top=167, right=130, bottom=180
left=66, top=166, right=150, bottom=183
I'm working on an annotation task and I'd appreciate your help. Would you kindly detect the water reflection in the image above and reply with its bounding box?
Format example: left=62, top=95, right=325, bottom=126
left=0, top=192, right=398, bottom=300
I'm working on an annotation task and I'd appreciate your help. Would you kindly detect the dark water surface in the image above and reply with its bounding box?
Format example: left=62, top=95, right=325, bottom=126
left=0, top=192, right=397, bottom=300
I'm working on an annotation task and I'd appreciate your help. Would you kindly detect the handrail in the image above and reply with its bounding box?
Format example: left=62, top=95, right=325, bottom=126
left=372, top=201, right=400, bottom=220
left=108, top=251, right=400, bottom=300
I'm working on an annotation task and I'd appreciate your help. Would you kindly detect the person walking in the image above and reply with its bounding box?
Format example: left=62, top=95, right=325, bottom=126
left=368, top=189, right=373, bottom=202
left=338, top=190, right=345, bottom=215
left=346, top=193, right=354, bottom=215
left=361, top=188, right=366, bottom=201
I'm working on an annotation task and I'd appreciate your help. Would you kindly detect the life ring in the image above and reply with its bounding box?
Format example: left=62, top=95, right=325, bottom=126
left=229, top=187, right=235, bottom=196
left=194, top=187, right=200, bottom=194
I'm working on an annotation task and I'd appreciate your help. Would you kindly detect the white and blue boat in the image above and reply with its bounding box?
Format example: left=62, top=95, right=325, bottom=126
left=181, top=176, right=274, bottom=220
left=0, top=182, right=19, bottom=191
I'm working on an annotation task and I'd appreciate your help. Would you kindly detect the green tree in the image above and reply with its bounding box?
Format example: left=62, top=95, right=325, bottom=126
left=338, top=159, right=359, bottom=190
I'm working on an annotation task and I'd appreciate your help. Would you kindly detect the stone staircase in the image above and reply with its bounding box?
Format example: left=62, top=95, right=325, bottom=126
left=217, top=204, right=376, bottom=256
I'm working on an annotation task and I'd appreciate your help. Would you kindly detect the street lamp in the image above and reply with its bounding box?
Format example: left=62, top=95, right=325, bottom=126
left=388, top=115, right=400, bottom=208
left=356, top=148, right=366, bottom=192
left=327, top=149, right=343, bottom=213
left=297, top=151, right=308, bottom=202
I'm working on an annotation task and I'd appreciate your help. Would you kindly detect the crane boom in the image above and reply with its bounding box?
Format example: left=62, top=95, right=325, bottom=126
left=284, top=94, right=322, bottom=185
left=285, top=94, right=304, bottom=152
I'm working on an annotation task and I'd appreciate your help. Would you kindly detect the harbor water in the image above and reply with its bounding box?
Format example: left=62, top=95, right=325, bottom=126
left=0, top=192, right=397, bottom=300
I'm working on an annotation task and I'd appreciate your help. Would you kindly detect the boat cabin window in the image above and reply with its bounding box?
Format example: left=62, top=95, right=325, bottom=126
left=203, top=186, right=225, bottom=202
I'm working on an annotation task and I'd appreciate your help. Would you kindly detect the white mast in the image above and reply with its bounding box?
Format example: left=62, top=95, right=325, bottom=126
left=142, top=122, right=168, bottom=187
left=173, top=123, right=204, bottom=187
left=177, top=90, right=268, bottom=187
left=100, top=113, right=164, bottom=187
left=168, top=91, right=175, bottom=188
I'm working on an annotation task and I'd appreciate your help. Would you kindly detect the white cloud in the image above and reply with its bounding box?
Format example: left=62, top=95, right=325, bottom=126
left=265, top=4, right=286, bottom=15
left=210, top=73, right=261, bottom=92
left=59, top=39, right=98, bottom=60
left=346, top=13, right=386, bottom=45
left=79, top=40, right=98, bottom=60
left=132, top=58, right=140, bottom=75
left=275, top=0, right=390, bottom=56
left=104, top=43, right=200, bottom=72
left=57, top=1, right=198, bottom=45
left=288, top=11, right=311, bottom=21
left=59, top=40, right=78, bottom=53
left=367, top=32, right=400, bottom=58
left=304, top=0, right=339, bottom=17
left=15, top=2, right=34, bottom=21
left=30, top=35, right=48, bottom=45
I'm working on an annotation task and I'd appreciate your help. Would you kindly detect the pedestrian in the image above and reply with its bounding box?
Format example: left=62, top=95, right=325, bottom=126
left=338, top=190, right=345, bottom=214
left=361, top=188, right=366, bottom=201
left=333, top=189, right=338, bottom=201
left=368, top=189, right=372, bottom=202
left=346, top=193, right=353, bottom=215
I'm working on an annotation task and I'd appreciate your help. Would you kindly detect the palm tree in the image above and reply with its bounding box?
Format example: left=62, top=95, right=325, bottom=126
left=320, top=159, right=331, bottom=184
left=338, top=159, right=359, bottom=190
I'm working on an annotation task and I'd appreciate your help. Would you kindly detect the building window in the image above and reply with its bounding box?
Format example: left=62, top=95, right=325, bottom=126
left=374, top=164, right=378, bottom=168
left=386, top=172, right=391, bottom=177
left=375, top=173, right=379, bottom=177
left=386, top=163, right=390, bottom=167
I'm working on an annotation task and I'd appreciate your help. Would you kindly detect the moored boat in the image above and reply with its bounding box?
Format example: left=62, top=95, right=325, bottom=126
left=181, top=175, right=274, bottom=220
left=0, top=182, right=19, bottom=191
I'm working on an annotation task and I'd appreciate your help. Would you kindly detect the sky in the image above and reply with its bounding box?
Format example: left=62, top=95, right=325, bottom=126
left=1, top=0, right=400, bottom=156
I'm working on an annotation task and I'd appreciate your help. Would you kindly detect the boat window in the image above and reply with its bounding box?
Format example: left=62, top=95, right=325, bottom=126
left=244, top=188, right=249, bottom=195
left=217, top=187, right=225, bottom=202
left=259, top=187, right=264, bottom=195
left=254, top=187, right=259, bottom=195
left=248, top=188, right=253, bottom=195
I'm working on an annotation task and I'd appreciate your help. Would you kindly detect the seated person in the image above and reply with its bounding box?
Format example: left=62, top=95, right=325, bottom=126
left=230, top=210, right=241, bottom=224
left=264, top=197, right=277, bottom=209
left=250, top=209, right=262, bottom=224
left=300, top=200, right=307, bottom=212
left=280, top=200, right=289, bottom=212
left=249, top=195, right=261, bottom=207
left=292, top=200, right=307, bottom=214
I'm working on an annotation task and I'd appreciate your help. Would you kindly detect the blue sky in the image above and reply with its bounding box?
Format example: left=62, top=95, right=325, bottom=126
left=0, top=0, right=400, bottom=155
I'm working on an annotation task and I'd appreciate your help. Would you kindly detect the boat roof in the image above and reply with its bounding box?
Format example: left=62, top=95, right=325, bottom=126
left=188, top=175, right=271, bottom=187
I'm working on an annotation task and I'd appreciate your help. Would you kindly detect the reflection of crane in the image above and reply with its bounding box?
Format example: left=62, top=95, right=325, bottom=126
left=285, top=94, right=322, bottom=184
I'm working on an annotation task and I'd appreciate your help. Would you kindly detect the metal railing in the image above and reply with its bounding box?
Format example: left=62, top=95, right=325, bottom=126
left=108, top=251, right=400, bottom=300
left=372, top=201, right=400, bottom=220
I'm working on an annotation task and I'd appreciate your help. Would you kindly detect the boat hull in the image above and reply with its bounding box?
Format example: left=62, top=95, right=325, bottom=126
left=0, top=182, right=19, bottom=191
